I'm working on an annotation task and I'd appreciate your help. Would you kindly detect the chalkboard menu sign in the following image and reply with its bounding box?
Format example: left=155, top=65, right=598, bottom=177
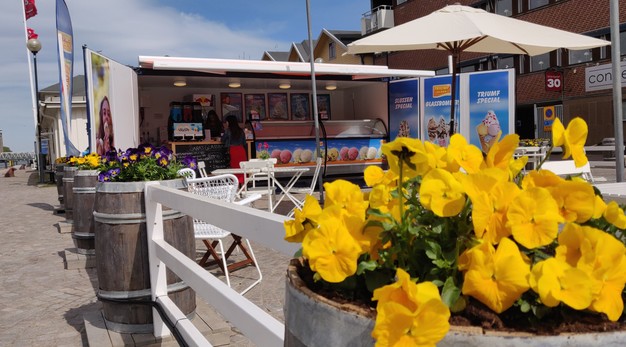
left=172, top=142, right=230, bottom=173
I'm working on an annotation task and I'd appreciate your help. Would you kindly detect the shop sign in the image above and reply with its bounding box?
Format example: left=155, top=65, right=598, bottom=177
left=585, top=61, right=626, bottom=92
left=545, top=70, right=562, bottom=92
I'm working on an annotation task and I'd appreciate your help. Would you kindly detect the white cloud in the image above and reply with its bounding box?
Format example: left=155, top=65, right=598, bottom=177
left=0, top=0, right=290, bottom=152
left=0, top=0, right=368, bottom=152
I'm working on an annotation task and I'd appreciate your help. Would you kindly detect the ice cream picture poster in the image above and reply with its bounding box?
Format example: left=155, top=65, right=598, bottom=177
left=388, top=79, right=419, bottom=140
left=422, top=75, right=460, bottom=147
left=468, top=71, right=510, bottom=153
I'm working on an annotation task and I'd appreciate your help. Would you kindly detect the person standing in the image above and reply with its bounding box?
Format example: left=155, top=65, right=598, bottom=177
left=221, top=115, right=246, bottom=184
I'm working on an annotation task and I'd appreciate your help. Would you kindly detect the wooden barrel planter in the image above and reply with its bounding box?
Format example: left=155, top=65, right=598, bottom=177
left=285, top=259, right=626, bottom=347
left=54, top=164, right=66, bottom=211
left=62, top=166, right=78, bottom=222
left=71, top=170, right=99, bottom=255
left=93, top=179, right=196, bottom=333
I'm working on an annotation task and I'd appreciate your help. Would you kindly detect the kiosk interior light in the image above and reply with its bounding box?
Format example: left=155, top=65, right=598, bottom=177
left=228, top=79, right=241, bottom=88
left=325, top=82, right=337, bottom=91
left=173, top=78, right=186, bottom=87
left=278, top=81, right=291, bottom=89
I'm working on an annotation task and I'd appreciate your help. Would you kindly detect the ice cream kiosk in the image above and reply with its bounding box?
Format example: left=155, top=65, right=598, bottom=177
left=84, top=51, right=435, bottom=177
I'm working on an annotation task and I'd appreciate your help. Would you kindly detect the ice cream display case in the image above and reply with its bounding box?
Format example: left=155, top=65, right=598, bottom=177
left=248, top=118, right=388, bottom=177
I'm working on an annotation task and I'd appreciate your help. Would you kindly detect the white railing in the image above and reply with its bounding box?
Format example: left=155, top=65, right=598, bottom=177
left=144, top=181, right=300, bottom=346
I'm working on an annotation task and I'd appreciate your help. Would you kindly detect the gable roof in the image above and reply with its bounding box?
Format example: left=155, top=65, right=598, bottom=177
left=40, top=75, right=86, bottom=97
left=262, top=51, right=290, bottom=61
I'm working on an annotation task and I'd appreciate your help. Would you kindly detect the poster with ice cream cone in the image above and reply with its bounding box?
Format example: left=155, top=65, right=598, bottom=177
left=468, top=70, right=512, bottom=154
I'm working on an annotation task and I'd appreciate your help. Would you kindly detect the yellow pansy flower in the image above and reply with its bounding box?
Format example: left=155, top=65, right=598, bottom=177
left=552, top=117, right=588, bottom=167
left=423, top=141, right=449, bottom=172
left=521, top=169, right=564, bottom=189
left=324, top=179, right=369, bottom=220
left=419, top=168, right=466, bottom=217
left=530, top=257, right=594, bottom=309
left=485, top=134, right=519, bottom=170
left=302, top=208, right=362, bottom=283
left=555, top=223, right=626, bottom=321
left=382, top=137, right=430, bottom=178
left=284, top=194, right=322, bottom=243
left=592, top=195, right=607, bottom=219
left=548, top=180, right=596, bottom=223
left=372, top=269, right=450, bottom=347
left=506, top=187, right=563, bottom=249
left=459, top=238, right=530, bottom=313
left=471, top=181, right=520, bottom=244
left=604, top=201, right=626, bottom=229
left=447, top=134, right=484, bottom=174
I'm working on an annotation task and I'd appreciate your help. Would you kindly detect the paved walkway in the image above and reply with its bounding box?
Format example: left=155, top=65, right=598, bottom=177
left=0, top=162, right=622, bottom=346
left=0, top=168, right=292, bottom=346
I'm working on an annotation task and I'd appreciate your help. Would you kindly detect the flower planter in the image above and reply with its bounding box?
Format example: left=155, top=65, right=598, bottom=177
left=62, top=166, right=78, bottom=221
left=93, top=179, right=196, bottom=333
left=285, top=259, right=626, bottom=347
left=54, top=164, right=66, bottom=210
left=284, top=259, right=376, bottom=347
left=71, top=170, right=99, bottom=255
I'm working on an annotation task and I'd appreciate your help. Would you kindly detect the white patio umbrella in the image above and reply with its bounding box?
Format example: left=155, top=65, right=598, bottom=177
left=346, top=4, right=610, bottom=135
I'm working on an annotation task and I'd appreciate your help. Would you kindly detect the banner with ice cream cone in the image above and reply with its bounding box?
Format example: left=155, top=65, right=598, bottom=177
left=467, top=70, right=515, bottom=154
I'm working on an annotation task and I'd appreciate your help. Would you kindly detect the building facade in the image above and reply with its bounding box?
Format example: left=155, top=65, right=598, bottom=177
left=365, top=0, right=626, bottom=145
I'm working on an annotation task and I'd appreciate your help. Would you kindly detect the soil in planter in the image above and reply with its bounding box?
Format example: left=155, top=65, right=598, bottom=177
left=296, top=263, right=626, bottom=335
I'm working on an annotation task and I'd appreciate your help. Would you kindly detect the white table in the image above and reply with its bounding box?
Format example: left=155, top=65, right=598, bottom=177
left=212, top=166, right=310, bottom=213
left=514, top=146, right=548, bottom=170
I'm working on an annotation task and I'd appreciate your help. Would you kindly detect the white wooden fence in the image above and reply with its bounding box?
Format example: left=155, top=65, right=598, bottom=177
left=144, top=181, right=301, bottom=346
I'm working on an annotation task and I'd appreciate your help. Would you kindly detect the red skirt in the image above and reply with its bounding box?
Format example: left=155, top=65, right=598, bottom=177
left=229, top=145, right=246, bottom=184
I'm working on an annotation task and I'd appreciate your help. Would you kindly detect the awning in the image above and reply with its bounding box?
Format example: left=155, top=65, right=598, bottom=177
left=138, top=56, right=435, bottom=80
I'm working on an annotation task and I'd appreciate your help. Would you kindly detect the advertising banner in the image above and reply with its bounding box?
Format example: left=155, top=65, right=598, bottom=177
left=422, top=75, right=459, bottom=147
left=56, top=0, right=80, bottom=156
left=85, top=49, right=139, bottom=154
left=388, top=78, right=419, bottom=141
left=468, top=70, right=511, bottom=154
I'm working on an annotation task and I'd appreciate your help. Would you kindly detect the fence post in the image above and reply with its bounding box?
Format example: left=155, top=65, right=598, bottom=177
left=144, top=181, right=171, bottom=338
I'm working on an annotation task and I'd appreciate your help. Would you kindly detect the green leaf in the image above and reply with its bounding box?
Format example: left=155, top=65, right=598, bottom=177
left=365, top=269, right=393, bottom=293
left=356, top=260, right=378, bottom=274
left=441, top=277, right=461, bottom=308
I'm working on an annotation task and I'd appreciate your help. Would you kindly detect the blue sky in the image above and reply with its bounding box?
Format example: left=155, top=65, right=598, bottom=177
left=0, top=0, right=369, bottom=152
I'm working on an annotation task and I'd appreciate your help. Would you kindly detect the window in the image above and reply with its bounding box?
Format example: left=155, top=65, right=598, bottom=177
left=569, top=49, right=592, bottom=64
left=530, top=52, right=550, bottom=72
left=528, top=0, right=549, bottom=10
left=498, top=56, right=515, bottom=69
left=435, top=67, right=449, bottom=75
left=496, top=0, right=513, bottom=16
left=460, top=65, right=476, bottom=73
left=620, top=31, right=626, bottom=56
left=328, top=42, right=336, bottom=60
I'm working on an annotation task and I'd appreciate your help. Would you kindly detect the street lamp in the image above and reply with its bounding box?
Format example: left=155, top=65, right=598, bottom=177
left=27, top=38, right=45, bottom=183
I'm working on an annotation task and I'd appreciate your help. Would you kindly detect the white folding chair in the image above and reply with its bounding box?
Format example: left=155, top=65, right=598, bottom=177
left=540, top=160, right=594, bottom=183
left=177, top=167, right=196, bottom=180
left=240, top=159, right=276, bottom=212
left=286, top=157, right=323, bottom=217
left=186, top=174, right=262, bottom=295
left=197, top=161, right=209, bottom=178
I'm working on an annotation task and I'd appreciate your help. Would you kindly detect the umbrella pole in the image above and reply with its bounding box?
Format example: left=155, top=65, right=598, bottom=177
left=449, top=49, right=459, bottom=136
left=306, top=0, right=324, bottom=202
